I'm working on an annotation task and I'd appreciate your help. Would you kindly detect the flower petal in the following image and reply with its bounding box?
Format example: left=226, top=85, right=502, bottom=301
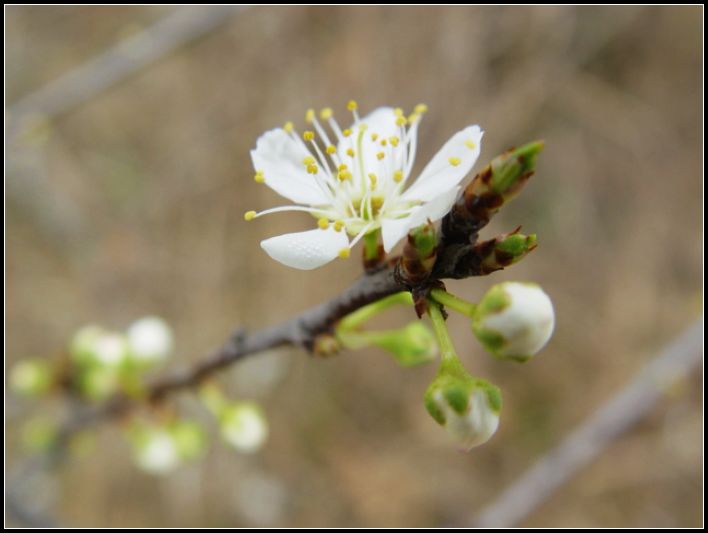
left=251, top=128, right=331, bottom=205
left=381, top=186, right=460, bottom=252
left=260, top=227, right=349, bottom=270
left=403, top=125, right=483, bottom=202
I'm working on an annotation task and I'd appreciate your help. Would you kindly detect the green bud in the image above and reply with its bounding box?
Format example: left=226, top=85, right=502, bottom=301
left=70, top=326, right=129, bottom=369
left=489, top=141, right=544, bottom=199
left=169, top=420, right=207, bottom=461
left=399, top=222, right=438, bottom=287
left=424, top=365, right=502, bottom=451
left=220, top=402, right=268, bottom=453
left=131, top=426, right=181, bottom=475
left=472, top=282, right=554, bottom=362
left=76, top=366, right=120, bottom=401
left=477, top=230, right=537, bottom=274
left=9, top=358, right=53, bottom=397
left=340, top=322, right=438, bottom=367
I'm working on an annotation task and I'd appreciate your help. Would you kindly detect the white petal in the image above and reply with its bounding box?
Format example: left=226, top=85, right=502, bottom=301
left=403, top=125, right=483, bottom=202
left=251, top=128, right=330, bottom=205
left=381, top=186, right=460, bottom=252
left=260, top=227, right=349, bottom=270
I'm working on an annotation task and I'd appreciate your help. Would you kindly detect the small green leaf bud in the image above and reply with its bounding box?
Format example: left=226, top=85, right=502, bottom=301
left=472, top=282, right=554, bottom=362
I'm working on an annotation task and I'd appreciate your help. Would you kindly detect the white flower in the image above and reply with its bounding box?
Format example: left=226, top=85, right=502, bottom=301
left=472, top=282, right=555, bottom=362
left=126, top=316, right=174, bottom=365
left=245, top=102, right=483, bottom=269
left=220, top=402, right=269, bottom=453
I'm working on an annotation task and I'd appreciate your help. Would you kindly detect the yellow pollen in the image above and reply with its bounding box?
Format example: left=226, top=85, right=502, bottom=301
left=244, top=211, right=256, bottom=221
left=371, top=133, right=379, bottom=141
left=320, top=107, right=333, bottom=120
left=414, top=103, right=428, bottom=114
left=346, top=100, right=358, bottom=111
left=337, top=170, right=352, bottom=181
left=376, top=152, right=385, bottom=160
left=306, top=163, right=319, bottom=174
left=393, top=108, right=404, bottom=117
left=305, top=109, right=315, bottom=123
left=394, top=170, right=404, bottom=182
left=283, top=121, right=294, bottom=133
left=346, top=148, right=355, bottom=157
left=449, top=157, right=461, bottom=167
left=302, top=156, right=315, bottom=165
left=303, top=131, right=315, bottom=141
left=338, top=163, right=349, bottom=171
left=326, top=145, right=337, bottom=154
left=464, top=140, right=477, bottom=150
left=254, top=171, right=265, bottom=183
left=380, top=139, right=388, bottom=146
left=396, top=116, right=407, bottom=126
left=389, top=136, right=399, bottom=146
left=368, top=173, right=377, bottom=187
left=338, top=248, right=351, bottom=258
left=371, top=196, right=384, bottom=211
left=408, top=113, right=420, bottom=123
left=334, top=220, right=345, bottom=232
left=317, top=218, right=330, bottom=229
left=343, top=129, right=352, bottom=137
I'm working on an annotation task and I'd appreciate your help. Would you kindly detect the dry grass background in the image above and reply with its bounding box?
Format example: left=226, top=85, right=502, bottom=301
left=6, top=5, right=703, bottom=527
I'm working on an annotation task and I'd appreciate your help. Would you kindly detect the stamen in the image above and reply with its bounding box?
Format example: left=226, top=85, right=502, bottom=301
left=414, top=103, right=428, bottom=114
left=326, top=145, right=337, bottom=154
left=320, top=107, right=333, bottom=120
left=254, top=171, right=265, bottom=183
left=244, top=211, right=256, bottom=221
left=303, top=131, right=315, bottom=141
left=389, top=136, right=399, bottom=147
left=305, top=109, right=316, bottom=123
left=346, top=148, right=355, bottom=157
left=338, top=248, right=351, bottom=259
left=371, top=133, right=379, bottom=141
left=376, top=152, right=385, bottom=160
left=317, top=218, right=330, bottom=229
left=393, top=170, right=404, bottom=182
left=283, top=121, right=294, bottom=133
left=334, top=220, right=345, bottom=232
left=465, top=140, right=477, bottom=150
left=449, top=157, right=461, bottom=167
left=347, top=100, right=358, bottom=111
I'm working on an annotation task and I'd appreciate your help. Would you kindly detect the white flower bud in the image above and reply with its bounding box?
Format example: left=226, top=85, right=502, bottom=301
left=10, top=359, right=52, bottom=397
left=472, top=282, right=554, bottom=362
left=70, top=325, right=129, bottom=368
left=133, top=429, right=181, bottom=475
left=126, top=316, right=174, bottom=365
left=220, top=402, right=268, bottom=453
left=425, top=375, right=501, bottom=450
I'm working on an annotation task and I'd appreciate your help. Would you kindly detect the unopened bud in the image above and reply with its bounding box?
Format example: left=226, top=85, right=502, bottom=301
left=472, top=282, right=554, bottom=362
left=126, top=316, right=174, bottom=365
left=476, top=229, right=537, bottom=274
left=220, top=402, right=268, bottom=453
left=132, top=427, right=181, bottom=475
left=425, top=370, right=501, bottom=450
left=10, top=358, right=52, bottom=397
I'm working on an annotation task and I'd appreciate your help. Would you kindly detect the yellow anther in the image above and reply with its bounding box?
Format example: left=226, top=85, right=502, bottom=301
left=347, top=100, right=358, bottom=111
left=326, top=145, right=337, bottom=154
left=338, top=248, right=351, bottom=259
left=320, top=107, right=333, bottom=120
left=317, top=217, right=330, bottom=229
left=393, top=107, right=404, bottom=117
left=254, top=171, right=265, bottom=183
left=302, top=156, right=316, bottom=165
left=464, top=140, right=477, bottom=150
left=371, top=133, right=379, bottom=141
left=448, top=157, right=461, bottom=167
left=380, top=139, right=388, bottom=147
left=393, top=170, right=404, bottom=182
left=371, top=196, right=384, bottom=211
left=346, top=148, right=355, bottom=157
left=334, top=220, right=345, bottom=232
left=395, top=116, right=407, bottom=126
left=389, top=136, right=399, bottom=147
left=283, top=121, right=294, bottom=133
left=337, top=170, right=352, bottom=181
left=408, top=113, right=420, bottom=123
left=343, top=129, right=352, bottom=137
left=303, top=131, right=315, bottom=141
left=244, top=211, right=257, bottom=221
left=414, top=103, right=428, bottom=114
left=306, top=163, right=319, bottom=174
left=376, top=152, right=385, bottom=160
left=368, top=173, right=377, bottom=187
left=338, top=163, right=349, bottom=171
left=305, top=108, right=315, bottom=123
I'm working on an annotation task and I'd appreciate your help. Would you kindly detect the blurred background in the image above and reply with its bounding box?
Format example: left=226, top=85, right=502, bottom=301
left=5, top=5, right=703, bottom=527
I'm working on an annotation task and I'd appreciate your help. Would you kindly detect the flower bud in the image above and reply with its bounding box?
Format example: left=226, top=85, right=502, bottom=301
left=472, top=282, right=554, bottom=362
left=425, top=371, right=502, bottom=450
left=170, top=420, right=207, bottom=461
left=132, top=427, right=181, bottom=475
left=70, top=326, right=129, bottom=369
left=9, top=358, right=53, bottom=397
left=126, top=316, right=174, bottom=365
left=220, top=402, right=268, bottom=453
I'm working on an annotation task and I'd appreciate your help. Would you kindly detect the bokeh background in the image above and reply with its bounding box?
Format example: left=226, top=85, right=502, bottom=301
left=6, top=5, right=703, bottom=527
